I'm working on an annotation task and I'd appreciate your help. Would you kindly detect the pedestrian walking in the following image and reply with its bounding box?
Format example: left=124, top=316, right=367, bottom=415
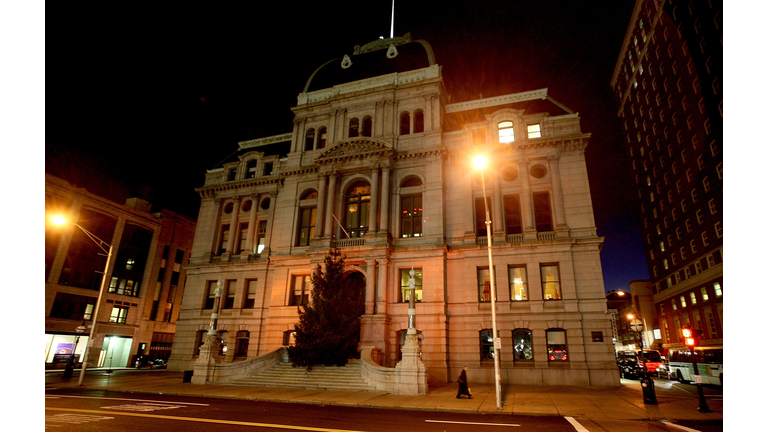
left=456, top=366, right=472, bottom=399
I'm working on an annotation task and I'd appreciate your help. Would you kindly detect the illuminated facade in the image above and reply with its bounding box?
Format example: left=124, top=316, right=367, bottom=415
left=172, top=34, right=617, bottom=386
left=611, top=0, right=723, bottom=350
left=45, top=174, right=196, bottom=369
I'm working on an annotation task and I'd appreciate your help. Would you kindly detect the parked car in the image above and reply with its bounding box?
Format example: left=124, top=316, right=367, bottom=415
left=151, top=358, right=167, bottom=369
left=618, top=360, right=644, bottom=379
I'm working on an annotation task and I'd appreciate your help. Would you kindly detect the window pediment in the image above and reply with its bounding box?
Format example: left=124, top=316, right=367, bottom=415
left=314, top=137, right=395, bottom=165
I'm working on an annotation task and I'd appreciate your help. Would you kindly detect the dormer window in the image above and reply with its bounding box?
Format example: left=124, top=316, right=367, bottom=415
left=527, top=124, right=541, bottom=139
left=498, top=121, right=514, bottom=143
left=245, top=160, right=257, bottom=179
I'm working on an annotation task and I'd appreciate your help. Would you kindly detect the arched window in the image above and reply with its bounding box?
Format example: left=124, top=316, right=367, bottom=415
left=297, top=189, right=317, bottom=246
left=343, top=181, right=370, bottom=238
left=480, top=329, right=497, bottom=361
left=413, top=109, right=424, bottom=133
left=512, top=329, right=533, bottom=361
left=317, top=127, right=327, bottom=149
left=400, top=112, right=410, bottom=135
left=498, top=121, right=514, bottom=143
left=362, top=116, right=372, bottom=137
left=305, top=128, right=315, bottom=151
left=348, top=118, right=360, bottom=137
left=546, top=329, right=568, bottom=361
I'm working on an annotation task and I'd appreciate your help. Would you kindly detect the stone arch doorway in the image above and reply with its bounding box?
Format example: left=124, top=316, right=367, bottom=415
left=342, top=270, right=366, bottom=358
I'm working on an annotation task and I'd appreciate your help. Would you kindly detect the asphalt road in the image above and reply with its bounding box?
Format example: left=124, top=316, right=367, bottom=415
left=45, top=390, right=570, bottom=432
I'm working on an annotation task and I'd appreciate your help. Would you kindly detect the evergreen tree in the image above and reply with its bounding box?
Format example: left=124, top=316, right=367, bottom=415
left=288, top=247, right=365, bottom=369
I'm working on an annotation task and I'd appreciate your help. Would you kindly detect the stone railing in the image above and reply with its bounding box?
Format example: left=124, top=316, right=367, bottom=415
left=537, top=231, right=556, bottom=241
left=360, top=347, right=400, bottom=392
left=332, top=237, right=366, bottom=248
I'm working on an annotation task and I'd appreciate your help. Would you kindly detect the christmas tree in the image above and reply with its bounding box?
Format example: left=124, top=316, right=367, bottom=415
left=288, top=247, right=365, bottom=369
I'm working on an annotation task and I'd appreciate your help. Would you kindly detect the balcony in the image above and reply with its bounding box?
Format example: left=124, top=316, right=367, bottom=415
left=331, top=237, right=366, bottom=248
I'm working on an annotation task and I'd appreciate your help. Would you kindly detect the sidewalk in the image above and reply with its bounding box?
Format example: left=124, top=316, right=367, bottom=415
left=45, top=368, right=723, bottom=422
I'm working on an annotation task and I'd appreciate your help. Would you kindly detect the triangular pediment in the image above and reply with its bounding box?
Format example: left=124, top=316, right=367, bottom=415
left=314, top=138, right=395, bottom=165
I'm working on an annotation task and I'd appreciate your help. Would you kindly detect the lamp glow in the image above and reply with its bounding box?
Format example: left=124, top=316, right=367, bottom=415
left=473, top=155, right=488, bottom=170
left=51, top=215, right=66, bottom=225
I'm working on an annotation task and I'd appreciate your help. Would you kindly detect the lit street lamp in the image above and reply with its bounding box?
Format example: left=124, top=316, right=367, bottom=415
left=51, top=215, right=113, bottom=386
left=473, top=155, right=502, bottom=410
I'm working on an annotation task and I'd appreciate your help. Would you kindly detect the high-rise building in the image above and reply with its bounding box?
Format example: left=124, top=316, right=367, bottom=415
left=45, top=174, right=196, bottom=369
left=172, top=34, right=618, bottom=386
left=610, top=0, right=722, bottom=350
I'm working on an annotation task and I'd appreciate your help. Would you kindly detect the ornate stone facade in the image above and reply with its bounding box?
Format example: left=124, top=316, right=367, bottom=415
left=171, top=36, right=618, bottom=387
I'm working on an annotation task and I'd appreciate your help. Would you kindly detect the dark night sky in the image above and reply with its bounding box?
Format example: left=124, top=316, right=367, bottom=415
left=43, top=1, right=648, bottom=293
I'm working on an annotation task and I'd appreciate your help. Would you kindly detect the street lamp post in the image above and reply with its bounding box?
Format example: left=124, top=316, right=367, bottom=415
left=52, top=216, right=113, bottom=386
left=473, top=155, right=502, bottom=410
left=628, top=313, right=657, bottom=404
left=63, top=322, right=87, bottom=378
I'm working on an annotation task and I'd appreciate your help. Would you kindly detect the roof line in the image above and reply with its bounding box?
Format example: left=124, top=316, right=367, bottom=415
left=444, top=88, right=549, bottom=113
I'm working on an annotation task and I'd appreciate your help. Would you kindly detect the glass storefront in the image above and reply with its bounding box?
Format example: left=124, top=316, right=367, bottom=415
left=45, top=333, right=89, bottom=364
left=98, top=336, right=133, bottom=368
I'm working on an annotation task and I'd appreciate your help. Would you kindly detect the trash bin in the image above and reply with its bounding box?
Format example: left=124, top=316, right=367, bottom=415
left=183, top=370, right=194, bottom=383
left=640, top=376, right=657, bottom=404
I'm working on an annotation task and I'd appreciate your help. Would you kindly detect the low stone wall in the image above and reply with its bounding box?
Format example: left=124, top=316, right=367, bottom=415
left=360, top=346, right=427, bottom=395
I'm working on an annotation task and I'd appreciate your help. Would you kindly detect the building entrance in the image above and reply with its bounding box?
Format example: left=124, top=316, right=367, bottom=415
left=98, top=336, right=133, bottom=368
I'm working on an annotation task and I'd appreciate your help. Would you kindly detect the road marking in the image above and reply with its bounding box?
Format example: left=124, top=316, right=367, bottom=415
left=425, top=420, right=519, bottom=427
left=45, top=408, right=365, bottom=432
left=101, top=402, right=186, bottom=412
left=46, top=413, right=114, bottom=425
left=564, top=417, right=590, bottom=432
left=44, top=394, right=209, bottom=406
left=661, top=420, right=704, bottom=432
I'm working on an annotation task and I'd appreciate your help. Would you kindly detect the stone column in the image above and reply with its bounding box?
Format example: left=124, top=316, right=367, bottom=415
left=324, top=172, right=338, bottom=238
left=262, top=192, right=277, bottom=255
left=364, top=259, right=376, bottom=315
left=548, top=155, right=568, bottom=232
left=519, top=154, right=536, bottom=240
left=245, top=194, right=258, bottom=253
left=369, top=165, right=380, bottom=234
left=314, top=173, right=327, bottom=239
left=380, top=165, right=391, bottom=236
left=492, top=164, right=504, bottom=235
left=225, top=197, right=240, bottom=255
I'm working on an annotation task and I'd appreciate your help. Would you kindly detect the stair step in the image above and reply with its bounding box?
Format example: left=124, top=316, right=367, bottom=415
left=226, top=362, right=377, bottom=392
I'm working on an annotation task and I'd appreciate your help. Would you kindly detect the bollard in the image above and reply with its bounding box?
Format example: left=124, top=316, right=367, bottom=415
left=183, top=370, right=194, bottom=383
left=641, top=376, right=657, bottom=404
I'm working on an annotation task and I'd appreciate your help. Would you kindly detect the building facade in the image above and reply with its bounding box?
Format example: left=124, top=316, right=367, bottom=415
left=610, top=0, right=723, bottom=351
left=172, top=34, right=618, bottom=386
left=45, top=174, right=196, bottom=369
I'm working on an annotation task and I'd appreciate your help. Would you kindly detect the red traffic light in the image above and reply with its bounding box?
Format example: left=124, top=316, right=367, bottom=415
left=681, top=327, right=696, bottom=347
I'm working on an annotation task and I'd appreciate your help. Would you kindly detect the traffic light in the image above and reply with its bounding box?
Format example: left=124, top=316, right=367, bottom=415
left=681, top=327, right=697, bottom=347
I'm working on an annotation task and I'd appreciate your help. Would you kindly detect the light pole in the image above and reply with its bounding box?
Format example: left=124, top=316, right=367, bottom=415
left=63, top=322, right=87, bottom=378
left=52, top=216, right=113, bottom=386
left=473, top=155, right=502, bottom=410
left=627, top=313, right=657, bottom=404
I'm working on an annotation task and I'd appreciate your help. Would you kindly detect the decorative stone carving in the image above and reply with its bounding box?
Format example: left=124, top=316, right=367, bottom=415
left=314, top=138, right=396, bottom=165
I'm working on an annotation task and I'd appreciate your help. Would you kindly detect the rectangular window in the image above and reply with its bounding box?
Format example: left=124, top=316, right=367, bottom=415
left=297, top=207, right=317, bottom=246
left=475, top=197, right=491, bottom=237
left=263, top=162, right=273, bottom=176
left=546, top=329, right=568, bottom=362
left=540, top=264, right=562, bottom=300
left=503, top=195, right=522, bottom=235
left=477, top=267, right=495, bottom=302
left=204, top=281, right=218, bottom=309
left=400, top=194, right=423, bottom=238
left=223, top=280, right=236, bottom=309
left=508, top=265, right=528, bottom=301
left=256, top=220, right=267, bottom=254
left=109, top=306, right=129, bottom=324
left=218, top=224, right=230, bottom=255
left=701, top=287, right=709, bottom=301
left=714, top=282, right=722, bottom=297
left=243, top=279, right=257, bottom=308
left=690, top=292, right=697, bottom=305
left=290, top=275, right=311, bottom=306
left=532, top=192, right=553, bottom=232
left=527, top=124, right=541, bottom=139
left=714, top=222, right=722, bottom=238
left=237, top=223, right=249, bottom=253
left=399, top=268, right=423, bottom=302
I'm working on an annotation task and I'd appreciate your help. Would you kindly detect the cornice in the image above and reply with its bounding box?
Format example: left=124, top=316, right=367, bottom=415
left=195, top=177, right=282, bottom=198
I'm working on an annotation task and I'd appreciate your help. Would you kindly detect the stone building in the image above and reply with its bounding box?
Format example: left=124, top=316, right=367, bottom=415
left=610, top=0, right=723, bottom=350
left=45, top=174, right=196, bottom=369
left=171, top=34, right=618, bottom=386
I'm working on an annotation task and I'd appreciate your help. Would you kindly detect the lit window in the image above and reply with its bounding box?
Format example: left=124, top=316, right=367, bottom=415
left=680, top=295, right=687, bottom=308
left=478, top=267, right=495, bottom=302
left=512, top=329, right=534, bottom=362
left=400, top=194, right=423, bottom=238
left=508, top=266, right=528, bottom=301
left=701, top=287, right=709, bottom=301
left=110, top=306, right=129, bottom=324
left=400, top=268, right=423, bottom=302
left=498, top=121, right=514, bottom=143
left=540, top=264, right=562, bottom=300
left=527, top=123, right=541, bottom=139
left=714, top=282, right=722, bottom=297
left=546, top=329, right=568, bottom=362
left=290, top=275, right=311, bottom=306
left=672, top=298, right=677, bottom=310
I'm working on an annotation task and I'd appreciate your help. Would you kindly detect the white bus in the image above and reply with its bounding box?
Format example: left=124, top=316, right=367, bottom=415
left=666, top=346, right=723, bottom=386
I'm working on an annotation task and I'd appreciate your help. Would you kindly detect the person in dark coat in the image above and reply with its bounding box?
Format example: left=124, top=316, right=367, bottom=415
left=456, top=366, right=472, bottom=399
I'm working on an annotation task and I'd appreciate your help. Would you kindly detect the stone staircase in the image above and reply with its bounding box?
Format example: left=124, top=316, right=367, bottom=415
left=226, top=360, right=378, bottom=392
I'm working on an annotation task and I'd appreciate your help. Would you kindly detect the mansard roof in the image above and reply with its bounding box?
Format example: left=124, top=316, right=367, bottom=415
left=303, top=33, right=436, bottom=93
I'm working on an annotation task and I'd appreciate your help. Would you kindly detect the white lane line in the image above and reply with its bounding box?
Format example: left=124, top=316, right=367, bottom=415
left=564, top=416, right=590, bottom=432
left=661, top=420, right=704, bottom=432
left=425, top=420, right=520, bottom=427
left=44, top=394, right=209, bottom=406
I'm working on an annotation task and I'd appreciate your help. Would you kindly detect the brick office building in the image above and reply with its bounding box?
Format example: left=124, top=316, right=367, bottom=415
left=610, top=0, right=723, bottom=350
